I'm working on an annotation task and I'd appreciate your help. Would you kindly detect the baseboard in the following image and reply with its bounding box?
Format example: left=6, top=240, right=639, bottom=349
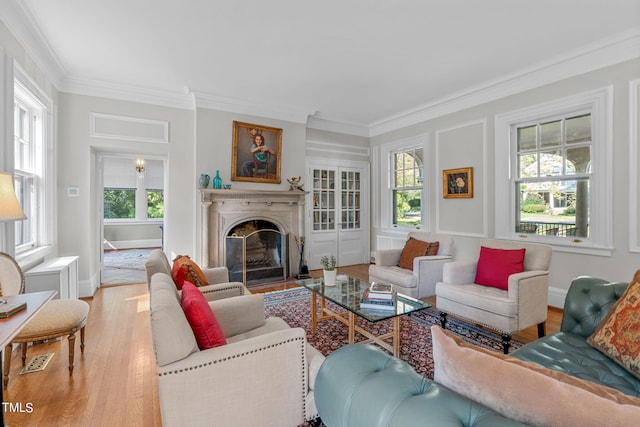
left=548, top=286, right=568, bottom=309
left=103, top=239, right=161, bottom=250
left=79, top=271, right=100, bottom=298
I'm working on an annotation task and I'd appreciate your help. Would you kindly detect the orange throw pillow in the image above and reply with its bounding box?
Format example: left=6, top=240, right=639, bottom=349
left=172, top=255, right=209, bottom=290
left=397, top=238, right=439, bottom=270
left=588, top=270, right=640, bottom=379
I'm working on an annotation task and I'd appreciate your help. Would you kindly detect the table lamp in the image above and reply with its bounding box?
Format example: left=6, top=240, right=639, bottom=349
left=0, top=173, right=26, bottom=222
left=0, top=173, right=26, bottom=302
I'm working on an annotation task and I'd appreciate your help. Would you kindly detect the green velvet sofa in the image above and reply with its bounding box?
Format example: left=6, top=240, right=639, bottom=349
left=314, top=275, right=640, bottom=426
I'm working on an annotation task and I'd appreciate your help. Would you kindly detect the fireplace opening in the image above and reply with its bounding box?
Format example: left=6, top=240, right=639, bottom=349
left=225, top=220, right=289, bottom=286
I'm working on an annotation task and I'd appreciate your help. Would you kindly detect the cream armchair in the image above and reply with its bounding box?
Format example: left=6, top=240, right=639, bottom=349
left=369, top=232, right=454, bottom=299
left=435, top=238, right=552, bottom=353
left=149, top=273, right=325, bottom=427
left=145, top=249, right=249, bottom=300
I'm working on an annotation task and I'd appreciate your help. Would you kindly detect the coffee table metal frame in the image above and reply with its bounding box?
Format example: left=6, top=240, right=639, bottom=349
left=296, top=275, right=430, bottom=357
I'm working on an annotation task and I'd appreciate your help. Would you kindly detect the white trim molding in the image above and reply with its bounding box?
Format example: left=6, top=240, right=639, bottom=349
left=435, top=119, right=488, bottom=237
left=630, top=79, right=640, bottom=253
left=90, top=112, right=170, bottom=144
left=494, top=86, right=614, bottom=256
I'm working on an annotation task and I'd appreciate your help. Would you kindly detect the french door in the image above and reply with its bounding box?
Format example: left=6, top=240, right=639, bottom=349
left=305, top=159, right=369, bottom=270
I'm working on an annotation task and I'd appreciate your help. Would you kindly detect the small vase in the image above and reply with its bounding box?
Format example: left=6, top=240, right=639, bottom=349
left=323, top=269, right=337, bottom=287
left=213, top=170, right=222, bottom=189
left=198, top=174, right=210, bottom=189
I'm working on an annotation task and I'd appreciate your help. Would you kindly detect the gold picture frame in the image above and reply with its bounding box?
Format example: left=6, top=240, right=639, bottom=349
left=443, top=167, right=473, bottom=198
left=231, top=121, right=282, bottom=184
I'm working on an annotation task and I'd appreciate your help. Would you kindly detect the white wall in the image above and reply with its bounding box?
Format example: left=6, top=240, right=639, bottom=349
left=371, top=58, right=640, bottom=306
left=57, top=93, right=195, bottom=296
left=193, top=107, right=308, bottom=265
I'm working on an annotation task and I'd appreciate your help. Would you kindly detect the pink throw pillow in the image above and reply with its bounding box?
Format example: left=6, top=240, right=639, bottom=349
left=474, top=246, right=525, bottom=290
left=181, top=282, right=227, bottom=349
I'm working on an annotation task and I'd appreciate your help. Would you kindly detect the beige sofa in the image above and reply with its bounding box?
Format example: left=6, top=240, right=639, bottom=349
left=145, top=249, right=249, bottom=300
left=149, top=272, right=325, bottom=427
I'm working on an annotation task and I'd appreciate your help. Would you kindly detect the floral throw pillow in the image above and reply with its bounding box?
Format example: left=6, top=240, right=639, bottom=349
left=587, top=270, right=640, bottom=379
left=171, top=255, right=209, bottom=290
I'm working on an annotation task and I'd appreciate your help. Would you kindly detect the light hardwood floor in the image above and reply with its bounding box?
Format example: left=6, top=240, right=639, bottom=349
left=3, top=264, right=561, bottom=426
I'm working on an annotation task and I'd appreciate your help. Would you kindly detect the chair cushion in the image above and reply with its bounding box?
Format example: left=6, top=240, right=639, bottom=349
left=587, top=270, right=640, bottom=380
left=475, top=246, right=525, bottom=290
left=181, top=282, right=226, bottom=350
left=397, top=238, right=438, bottom=270
left=368, top=264, right=417, bottom=288
left=16, top=299, right=89, bottom=340
left=172, top=255, right=209, bottom=289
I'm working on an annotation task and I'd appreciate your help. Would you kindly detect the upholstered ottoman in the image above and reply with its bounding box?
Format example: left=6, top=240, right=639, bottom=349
left=3, top=299, right=90, bottom=389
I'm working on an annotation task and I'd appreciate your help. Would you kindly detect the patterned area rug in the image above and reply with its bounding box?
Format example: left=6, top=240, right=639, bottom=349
left=264, top=287, right=523, bottom=380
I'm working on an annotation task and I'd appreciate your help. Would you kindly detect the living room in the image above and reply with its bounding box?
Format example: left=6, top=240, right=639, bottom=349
left=0, top=1, right=639, bottom=426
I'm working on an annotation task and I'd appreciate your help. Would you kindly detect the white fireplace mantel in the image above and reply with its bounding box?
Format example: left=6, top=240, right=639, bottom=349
left=199, top=189, right=307, bottom=272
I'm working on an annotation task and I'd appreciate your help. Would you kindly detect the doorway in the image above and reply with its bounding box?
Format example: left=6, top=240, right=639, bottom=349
left=100, top=154, right=166, bottom=285
left=305, top=159, right=370, bottom=270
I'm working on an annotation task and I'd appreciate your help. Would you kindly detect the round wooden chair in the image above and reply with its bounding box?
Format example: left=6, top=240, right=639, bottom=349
left=0, top=252, right=89, bottom=389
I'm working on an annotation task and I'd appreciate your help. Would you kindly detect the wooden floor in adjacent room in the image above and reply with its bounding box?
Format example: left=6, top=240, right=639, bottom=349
left=3, top=264, right=562, bottom=426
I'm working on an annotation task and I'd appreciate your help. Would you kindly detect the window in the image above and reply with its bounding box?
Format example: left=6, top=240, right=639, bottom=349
left=392, top=147, right=423, bottom=227
left=103, top=157, right=164, bottom=222
left=13, top=76, right=48, bottom=254
left=495, top=87, right=612, bottom=254
left=515, top=114, right=591, bottom=238
left=104, top=189, right=136, bottom=219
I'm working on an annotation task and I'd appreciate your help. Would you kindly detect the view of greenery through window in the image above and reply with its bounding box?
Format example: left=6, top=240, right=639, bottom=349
left=104, top=189, right=135, bottom=219
left=515, top=114, right=591, bottom=238
left=147, top=190, right=164, bottom=218
left=393, top=148, right=423, bottom=227
left=104, top=189, right=164, bottom=220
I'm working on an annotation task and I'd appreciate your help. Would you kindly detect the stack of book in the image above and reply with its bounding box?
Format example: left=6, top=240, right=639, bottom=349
left=360, top=282, right=395, bottom=311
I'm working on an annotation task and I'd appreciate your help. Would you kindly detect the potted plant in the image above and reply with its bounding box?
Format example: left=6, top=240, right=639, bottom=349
left=321, top=255, right=337, bottom=286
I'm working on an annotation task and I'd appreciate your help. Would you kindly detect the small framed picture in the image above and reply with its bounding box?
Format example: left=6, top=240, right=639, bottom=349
left=443, top=167, right=473, bottom=198
left=231, top=121, right=282, bottom=184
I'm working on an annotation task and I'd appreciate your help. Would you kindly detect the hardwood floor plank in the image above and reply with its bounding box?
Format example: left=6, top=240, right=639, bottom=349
left=3, top=264, right=561, bottom=426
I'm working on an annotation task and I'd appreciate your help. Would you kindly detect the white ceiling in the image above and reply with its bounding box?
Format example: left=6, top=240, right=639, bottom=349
left=4, top=0, right=640, bottom=133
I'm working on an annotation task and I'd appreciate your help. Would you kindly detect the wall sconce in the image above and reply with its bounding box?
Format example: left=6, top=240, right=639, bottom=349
left=136, top=158, right=145, bottom=175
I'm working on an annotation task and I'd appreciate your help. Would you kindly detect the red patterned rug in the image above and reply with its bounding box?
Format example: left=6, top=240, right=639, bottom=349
left=264, top=287, right=523, bottom=380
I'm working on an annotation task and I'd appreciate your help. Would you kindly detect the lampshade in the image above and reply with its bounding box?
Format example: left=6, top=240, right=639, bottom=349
left=0, top=173, right=26, bottom=221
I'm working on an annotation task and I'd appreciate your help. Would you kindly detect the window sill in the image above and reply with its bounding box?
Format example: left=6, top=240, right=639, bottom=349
left=510, top=234, right=613, bottom=257
left=104, top=220, right=163, bottom=226
left=15, top=245, right=54, bottom=271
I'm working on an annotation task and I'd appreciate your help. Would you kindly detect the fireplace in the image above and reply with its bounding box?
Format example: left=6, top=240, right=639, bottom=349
left=199, top=189, right=306, bottom=284
left=225, top=220, right=288, bottom=285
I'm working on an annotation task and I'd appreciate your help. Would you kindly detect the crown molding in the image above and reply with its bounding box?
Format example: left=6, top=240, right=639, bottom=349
left=368, top=28, right=640, bottom=137
left=0, top=0, right=66, bottom=87
left=306, top=116, right=369, bottom=137
left=191, top=90, right=315, bottom=124
left=60, top=76, right=195, bottom=110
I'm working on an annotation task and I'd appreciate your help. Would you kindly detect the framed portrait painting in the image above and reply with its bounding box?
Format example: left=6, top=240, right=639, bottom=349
left=231, top=121, right=282, bottom=184
left=443, top=167, right=473, bottom=198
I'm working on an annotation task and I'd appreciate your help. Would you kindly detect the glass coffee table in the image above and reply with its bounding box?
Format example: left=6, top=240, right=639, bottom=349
left=295, top=275, right=431, bottom=356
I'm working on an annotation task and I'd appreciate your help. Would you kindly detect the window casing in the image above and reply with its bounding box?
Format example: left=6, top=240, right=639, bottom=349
left=495, top=87, right=612, bottom=255
left=13, top=78, right=47, bottom=254
left=391, top=146, right=424, bottom=228
left=514, top=113, right=592, bottom=239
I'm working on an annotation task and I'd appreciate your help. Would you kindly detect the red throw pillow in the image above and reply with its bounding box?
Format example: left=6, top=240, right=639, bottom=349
left=172, top=255, right=209, bottom=290
left=181, top=282, right=226, bottom=350
left=474, top=246, right=526, bottom=290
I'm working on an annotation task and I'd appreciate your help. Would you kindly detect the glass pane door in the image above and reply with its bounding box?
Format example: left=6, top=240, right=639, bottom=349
left=312, top=169, right=335, bottom=230
left=341, top=171, right=361, bottom=229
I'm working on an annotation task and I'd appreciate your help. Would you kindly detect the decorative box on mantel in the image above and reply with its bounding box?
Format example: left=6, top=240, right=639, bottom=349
left=199, top=189, right=307, bottom=278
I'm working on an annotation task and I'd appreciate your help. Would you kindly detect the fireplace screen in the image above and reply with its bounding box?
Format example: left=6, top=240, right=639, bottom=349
left=225, top=220, right=289, bottom=285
